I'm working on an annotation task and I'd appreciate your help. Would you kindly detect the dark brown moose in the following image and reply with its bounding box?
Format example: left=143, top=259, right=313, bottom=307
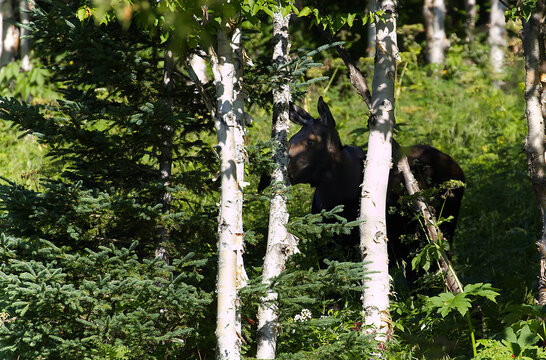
left=287, top=97, right=465, bottom=279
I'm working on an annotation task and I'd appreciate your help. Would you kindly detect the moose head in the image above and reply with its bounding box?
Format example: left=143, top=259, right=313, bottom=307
left=287, top=97, right=345, bottom=187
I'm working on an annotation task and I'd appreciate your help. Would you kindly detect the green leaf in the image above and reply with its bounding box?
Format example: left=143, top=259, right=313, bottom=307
left=262, top=6, right=274, bottom=17
left=463, top=283, right=500, bottom=302
left=281, top=5, right=291, bottom=18
left=518, top=324, right=540, bottom=349
left=76, top=6, right=90, bottom=21
left=347, top=13, right=356, bottom=27
left=428, top=292, right=472, bottom=317
left=298, top=6, right=312, bottom=17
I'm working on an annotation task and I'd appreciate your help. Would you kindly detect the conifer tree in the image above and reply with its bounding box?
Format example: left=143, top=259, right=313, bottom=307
left=0, top=1, right=217, bottom=358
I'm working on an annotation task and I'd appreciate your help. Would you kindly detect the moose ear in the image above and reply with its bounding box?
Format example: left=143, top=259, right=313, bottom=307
left=317, top=96, right=335, bottom=128
left=289, top=103, right=314, bottom=126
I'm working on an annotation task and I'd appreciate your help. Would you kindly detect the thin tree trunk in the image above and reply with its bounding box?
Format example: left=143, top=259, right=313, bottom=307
left=522, top=0, right=546, bottom=306
left=464, top=0, right=477, bottom=43
left=19, top=0, right=31, bottom=71
left=489, top=0, right=507, bottom=84
left=211, top=23, right=247, bottom=360
left=231, top=26, right=248, bottom=343
left=1, top=0, right=18, bottom=67
left=360, top=0, right=398, bottom=342
left=256, top=10, right=298, bottom=359
left=367, top=0, right=377, bottom=58
left=423, top=0, right=449, bottom=66
left=155, top=45, right=174, bottom=262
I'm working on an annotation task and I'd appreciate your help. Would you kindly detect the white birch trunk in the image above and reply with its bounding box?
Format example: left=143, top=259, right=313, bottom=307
left=19, top=0, right=31, bottom=71
left=464, top=0, right=477, bottom=42
left=489, top=0, right=506, bottom=82
left=1, top=0, right=18, bottom=67
left=423, top=0, right=449, bottom=65
left=256, top=10, right=298, bottom=359
left=231, top=26, right=248, bottom=341
left=211, top=23, right=247, bottom=360
left=521, top=0, right=546, bottom=305
left=360, top=0, right=398, bottom=342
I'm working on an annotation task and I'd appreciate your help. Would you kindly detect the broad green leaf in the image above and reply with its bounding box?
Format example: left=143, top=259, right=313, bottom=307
left=347, top=13, right=356, bottom=27
left=518, top=324, right=540, bottom=349
left=262, top=6, right=274, bottom=17
left=428, top=292, right=472, bottom=317
left=298, top=6, right=312, bottom=17
left=463, top=283, right=500, bottom=302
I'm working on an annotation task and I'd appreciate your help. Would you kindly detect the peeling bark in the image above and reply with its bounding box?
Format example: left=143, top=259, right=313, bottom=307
left=360, top=0, right=398, bottom=343
left=256, top=10, right=298, bottom=360
left=211, top=24, right=248, bottom=360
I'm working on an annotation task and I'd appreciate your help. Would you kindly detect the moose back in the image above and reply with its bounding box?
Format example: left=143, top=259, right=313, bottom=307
left=287, top=97, right=465, bottom=268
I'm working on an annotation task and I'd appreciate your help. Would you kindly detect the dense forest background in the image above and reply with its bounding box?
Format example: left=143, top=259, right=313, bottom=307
left=0, top=0, right=544, bottom=359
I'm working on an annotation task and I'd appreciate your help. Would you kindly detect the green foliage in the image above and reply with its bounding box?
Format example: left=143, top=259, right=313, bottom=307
left=0, top=237, right=211, bottom=359
left=272, top=261, right=376, bottom=358
left=504, top=0, right=537, bottom=22
left=0, top=0, right=218, bottom=358
left=427, top=283, right=499, bottom=318
left=0, top=60, right=56, bottom=100
left=0, top=0, right=540, bottom=358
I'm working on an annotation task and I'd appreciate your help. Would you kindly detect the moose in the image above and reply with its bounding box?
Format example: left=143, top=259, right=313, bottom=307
left=286, top=97, right=465, bottom=278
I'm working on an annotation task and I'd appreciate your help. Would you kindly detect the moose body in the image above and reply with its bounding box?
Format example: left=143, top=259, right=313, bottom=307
left=288, top=97, right=465, bottom=270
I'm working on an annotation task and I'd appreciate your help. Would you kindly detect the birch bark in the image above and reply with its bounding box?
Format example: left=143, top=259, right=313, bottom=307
left=256, top=10, right=298, bottom=359
left=464, top=0, right=477, bottom=42
left=521, top=0, right=546, bottom=305
left=489, top=0, right=507, bottom=82
left=360, top=0, right=398, bottom=342
left=0, top=0, right=17, bottom=67
left=423, top=0, right=449, bottom=65
left=211, top=23, right=248, bottom=360
left=19, top=0, right=31, bottom=71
